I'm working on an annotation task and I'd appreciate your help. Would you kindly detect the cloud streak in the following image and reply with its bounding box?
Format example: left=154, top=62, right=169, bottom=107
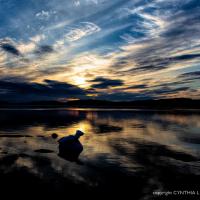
left=64, top=22, right=101, bottom=42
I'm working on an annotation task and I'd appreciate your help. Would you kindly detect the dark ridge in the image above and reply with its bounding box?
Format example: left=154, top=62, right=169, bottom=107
left=0, top=98, right=200, bottom=109
left=66, top=98, right=200, bottom=109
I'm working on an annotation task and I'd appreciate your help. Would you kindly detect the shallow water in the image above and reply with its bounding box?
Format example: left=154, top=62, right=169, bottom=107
left=0, top=109, right=200, bottom=199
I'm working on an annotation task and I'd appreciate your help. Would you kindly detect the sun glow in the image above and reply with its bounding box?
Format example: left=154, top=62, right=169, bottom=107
left=73, top=77, right=86, bottom=86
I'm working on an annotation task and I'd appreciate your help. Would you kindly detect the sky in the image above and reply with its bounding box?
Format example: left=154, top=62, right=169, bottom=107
left=0, top=0, right=200, bottom=102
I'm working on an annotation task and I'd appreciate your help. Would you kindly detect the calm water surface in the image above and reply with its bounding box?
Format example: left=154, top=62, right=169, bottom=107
left=0, top=109, right=200, bottom=199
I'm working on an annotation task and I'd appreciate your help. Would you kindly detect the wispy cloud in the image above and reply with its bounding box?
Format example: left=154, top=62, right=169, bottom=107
left=35, top=10, right=57, bottom=20
left=64, top=22, right=101, bottom=42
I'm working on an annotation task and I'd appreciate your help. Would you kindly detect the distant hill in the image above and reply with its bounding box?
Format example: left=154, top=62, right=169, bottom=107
left=0, top=98, right=200, bottom=109
left=66, top=98, right=200, bottom=109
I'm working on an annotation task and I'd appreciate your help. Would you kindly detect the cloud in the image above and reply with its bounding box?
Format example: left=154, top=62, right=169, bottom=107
left=107, top=1, right=200, bottom=76
left=90, top=77, right=124, bottom=89
left=18, top=42, right=36, bottom=54
left=0, top=41, right=21, bottom=56
left=178, top=71, right=200, bottom=81
left=35, top=10, right=56, bottom=20
left=172, top=54, right=200, bottom=61
left=125, top=84, right=148, bottom=90
left=117, top=53, right=200, bottom=74
left=95, top=85, right=192, bottom=101
left=0, top=79, right=86, bottom=102
left=36, top=10, right=50, bottom=20
left=64, top=22, right=101, bottom=42
left=120, top=11, right=166, bottom=43
left=30, top=34, right=46, bottom=43
left=147, top=86, right=191, bottom=96
left=34, top=45, right=54, bottom=55
left=73, top=0, right=99, bottom=7
left=74, top=1, right=81, bottom=7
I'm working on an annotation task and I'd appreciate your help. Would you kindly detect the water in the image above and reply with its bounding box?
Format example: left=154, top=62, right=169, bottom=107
left=0, top=109, right=200, bottom=199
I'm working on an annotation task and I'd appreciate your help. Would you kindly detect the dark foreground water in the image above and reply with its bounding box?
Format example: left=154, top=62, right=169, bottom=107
left=0, top=109, right=200, bottom=199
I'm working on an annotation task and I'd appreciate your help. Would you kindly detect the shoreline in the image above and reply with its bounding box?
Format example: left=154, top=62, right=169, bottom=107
left=0, top=107, right=200, bottom=113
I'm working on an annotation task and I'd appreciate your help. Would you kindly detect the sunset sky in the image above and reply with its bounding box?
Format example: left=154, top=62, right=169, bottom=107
left=0, top=0, right=199, bottom=102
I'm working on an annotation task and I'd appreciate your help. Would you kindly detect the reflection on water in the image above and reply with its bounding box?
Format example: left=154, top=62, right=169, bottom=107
left=0, top=109, right=200, bottom=198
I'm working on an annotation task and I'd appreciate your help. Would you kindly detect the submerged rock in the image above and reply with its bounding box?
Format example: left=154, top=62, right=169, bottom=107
left=34, top=149, right=54, bottom=153
left=51, top=133, right=58, bottom=139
